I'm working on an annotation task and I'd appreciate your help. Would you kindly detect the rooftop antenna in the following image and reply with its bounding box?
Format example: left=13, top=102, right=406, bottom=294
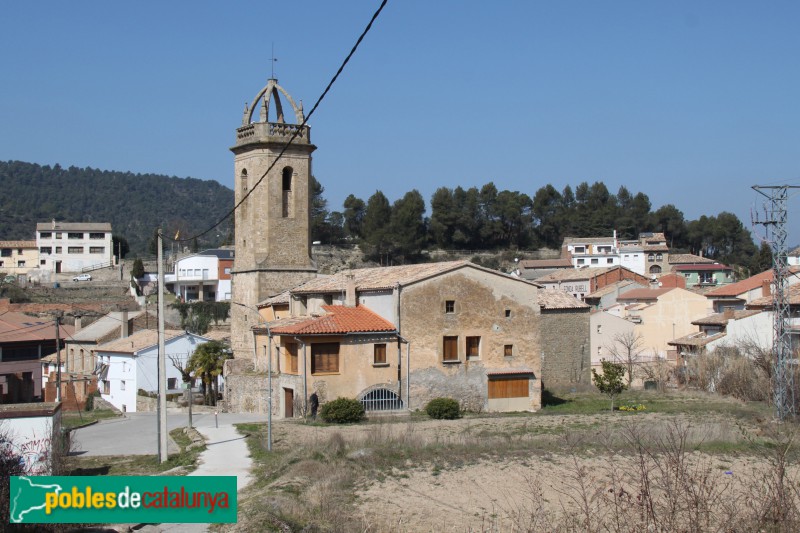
left=270, top=42, right=278, bottom=79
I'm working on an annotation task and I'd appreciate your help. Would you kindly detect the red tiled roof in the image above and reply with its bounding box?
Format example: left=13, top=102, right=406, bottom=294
left=270, top=305, right=396, bottom=335
left=705, top=267, right=800, bottom=298
left=706, top=269, right=773, bottom=297
left=0, top=311, right=74, bottom=344
left=617, top=287, right=675, bottom=301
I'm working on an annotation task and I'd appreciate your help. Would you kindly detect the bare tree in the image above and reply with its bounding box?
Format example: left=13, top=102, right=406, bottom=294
left=168, top=353, right=193, bottom=385
left=606, top=331, right=645, bottom=387
left=638, top=351, right=674, bottom=391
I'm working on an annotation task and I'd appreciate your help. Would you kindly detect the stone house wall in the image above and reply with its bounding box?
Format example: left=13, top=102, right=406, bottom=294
left=539, top=308, right=591, bottom=391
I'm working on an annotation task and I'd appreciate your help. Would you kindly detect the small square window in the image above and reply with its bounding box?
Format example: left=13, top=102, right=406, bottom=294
left=505, top=309, right=511, bottom=318
left=597, top=325, right=602, bottom=334
left=445, top=300, right=455, bottom=314
left=577, top=258, right=585, bottom=265
left=606, top=258, right=613, bottom=264
left=591, top=258, right=599, bottom=265
left=120, top=380, right=126, bottom=391
left=504, top=344, right=513, bottom=357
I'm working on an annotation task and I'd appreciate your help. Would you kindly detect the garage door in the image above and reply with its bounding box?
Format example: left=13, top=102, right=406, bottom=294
left=488, top=377, right=529, bottom=399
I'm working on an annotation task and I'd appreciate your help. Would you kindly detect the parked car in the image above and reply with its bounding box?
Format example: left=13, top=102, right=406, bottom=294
left=72, top=274, right=92, bottom=282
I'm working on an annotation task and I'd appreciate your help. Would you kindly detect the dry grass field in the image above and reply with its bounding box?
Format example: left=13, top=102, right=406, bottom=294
left=218, top=390, right=800, bottom=532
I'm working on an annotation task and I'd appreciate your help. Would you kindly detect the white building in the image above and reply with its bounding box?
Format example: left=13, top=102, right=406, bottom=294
left=563, top=232, right=670, bottom=277
left=164, top=248, right=234, bottom=302
left=36, top=221, right=113, bottom=273
left=95, top=329, right=225, bottom=413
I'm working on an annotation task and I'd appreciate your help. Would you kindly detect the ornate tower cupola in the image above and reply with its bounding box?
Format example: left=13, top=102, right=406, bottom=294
left=230, top=78, right=318, bottom=362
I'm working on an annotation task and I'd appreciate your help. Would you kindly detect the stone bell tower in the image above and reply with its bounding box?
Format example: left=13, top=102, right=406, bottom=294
left=230, top=78, right=318, bottom=361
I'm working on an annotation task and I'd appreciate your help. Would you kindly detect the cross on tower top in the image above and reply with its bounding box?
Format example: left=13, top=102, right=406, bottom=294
left=269, top=43, right=278, bottom=80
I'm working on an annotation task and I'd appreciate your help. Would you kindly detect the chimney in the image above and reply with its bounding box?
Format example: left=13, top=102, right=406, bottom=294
left=74, top=315, right=82, bottom=332
left=120, top=311, right=129, bottom=338
left=762, top=279, right=771, bottom=297
left=345, top=273, right=357, bottom=307
left=52, top=218, right=56, bottom=230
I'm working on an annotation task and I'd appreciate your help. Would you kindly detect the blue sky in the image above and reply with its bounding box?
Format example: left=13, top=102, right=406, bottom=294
left=2, top=1, right=799, bottom=245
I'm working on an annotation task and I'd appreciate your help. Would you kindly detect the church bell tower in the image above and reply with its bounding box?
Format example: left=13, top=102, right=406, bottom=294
left=230, top=78, right=318, bottom=361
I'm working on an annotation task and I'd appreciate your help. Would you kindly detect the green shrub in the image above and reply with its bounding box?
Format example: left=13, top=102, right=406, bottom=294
left=320, top=397, right=365, bottom=424
left=425, top=397, right=461, bottom=420
left=85, top=390, right=101, bottom=411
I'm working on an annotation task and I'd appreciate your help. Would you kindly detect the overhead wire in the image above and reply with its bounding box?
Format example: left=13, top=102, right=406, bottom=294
left=171, top=0, right=389, bottom=244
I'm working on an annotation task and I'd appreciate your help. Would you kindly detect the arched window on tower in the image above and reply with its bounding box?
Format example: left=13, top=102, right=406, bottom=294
left=282, top=167, right=293, bottom=218
left=240, top=169, right=248, bottom=218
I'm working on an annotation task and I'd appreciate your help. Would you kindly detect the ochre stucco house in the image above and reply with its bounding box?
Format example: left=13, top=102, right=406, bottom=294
left=230, top=261, right=589, bottom=417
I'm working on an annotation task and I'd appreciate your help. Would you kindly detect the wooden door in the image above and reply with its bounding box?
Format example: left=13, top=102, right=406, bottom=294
left=284, top=388, right=294, bottom=418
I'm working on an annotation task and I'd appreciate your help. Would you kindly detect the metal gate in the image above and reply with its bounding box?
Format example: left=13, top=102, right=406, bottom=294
left=360, top=388, right=403, bottom=412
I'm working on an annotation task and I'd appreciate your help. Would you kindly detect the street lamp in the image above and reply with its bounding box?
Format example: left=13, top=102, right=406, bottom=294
left=231, top=301, right=273, bottom=451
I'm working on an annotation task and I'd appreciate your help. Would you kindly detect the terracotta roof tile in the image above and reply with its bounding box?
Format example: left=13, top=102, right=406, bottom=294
left=0, top=311, right=74, bottom=343
left=749, top=284, right=800, bottom=308
left=519, top=258, right=573, bottom=269
left=668, top=331, right=726, bottom=347
left=258, top=290, right=291, bottom=307
left=537, top=290, right=589, bottom=309
left=673, top=263, right=731, bottom=271
left=585, top=280, right=641, bottom=299
left=270, top=305, right=396, bottom=335
left=692, top=309, right=761, bottom=326
left=537, top=266, right=617, bottom=282
left=0, top=241, right=37, bottom=248
left=706, top=269, right=773, bottom=297
left=96, top=329, right=186, bottom=354
left=291, top=261, right=526, bottom=294
left=668, top=254, right=716, bottom=265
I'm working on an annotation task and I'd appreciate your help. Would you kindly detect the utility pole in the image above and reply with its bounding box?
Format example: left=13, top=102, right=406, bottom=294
left=752, top=184, right=800, bottom=421
left=54, top=313, right=62, bottom=402
left=157, top=229, right=168, bottom=462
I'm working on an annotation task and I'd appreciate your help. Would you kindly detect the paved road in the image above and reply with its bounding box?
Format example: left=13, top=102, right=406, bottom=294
left=78, top=410, right=264, bottom=533
left=71, top=410, right=266, bottom=457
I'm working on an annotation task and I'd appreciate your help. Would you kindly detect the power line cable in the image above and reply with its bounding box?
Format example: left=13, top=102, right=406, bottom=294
left=171, top=0, right=389, bottom=244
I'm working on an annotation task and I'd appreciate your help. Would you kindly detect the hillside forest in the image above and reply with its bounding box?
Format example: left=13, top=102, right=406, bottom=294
left=0, top=161, right=233, bottom=255
left=1, top=160, right=769, bottom=274
left=312, top=180, right=770, bottom=274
